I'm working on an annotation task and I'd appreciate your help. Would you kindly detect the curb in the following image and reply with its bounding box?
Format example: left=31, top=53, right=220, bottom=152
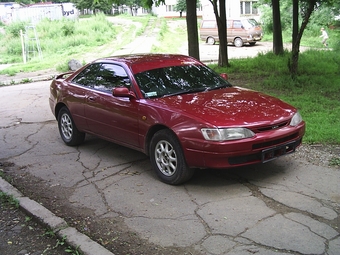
left=0, top=177, right=115, bottom=255
left=1, top=74, right=55, bottom=86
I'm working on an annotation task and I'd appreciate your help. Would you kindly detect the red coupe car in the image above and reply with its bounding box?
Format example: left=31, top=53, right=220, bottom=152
left=49, top=54, right=305, bottom=185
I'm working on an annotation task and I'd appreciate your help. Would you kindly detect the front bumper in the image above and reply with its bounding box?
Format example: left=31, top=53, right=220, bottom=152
left=182, top=123, right=305, bottom=169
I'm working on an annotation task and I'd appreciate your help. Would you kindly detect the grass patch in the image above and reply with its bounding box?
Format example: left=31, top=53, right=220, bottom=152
left=211, top=48, right=340, bottom=145
left=0, top=14, right=151, bottom=74
left=0, top=192, right=19, bottom=208
left=152, top=17, right=187, bottom=53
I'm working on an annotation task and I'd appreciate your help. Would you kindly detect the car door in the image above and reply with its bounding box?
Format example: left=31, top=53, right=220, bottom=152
left=226, top=20, right=233, bottom=43
left=76, top=63, right=140, bottom=149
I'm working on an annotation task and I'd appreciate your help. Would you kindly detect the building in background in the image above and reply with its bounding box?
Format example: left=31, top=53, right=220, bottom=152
left=151, top=0, right=260, bottom=20
left=0, top=2, right=79, bottom=24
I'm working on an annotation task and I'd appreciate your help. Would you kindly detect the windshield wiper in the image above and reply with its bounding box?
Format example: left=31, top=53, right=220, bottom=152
left=163, top=88, right=207, bottom=97
left=206, top=84, right=231, bottom=91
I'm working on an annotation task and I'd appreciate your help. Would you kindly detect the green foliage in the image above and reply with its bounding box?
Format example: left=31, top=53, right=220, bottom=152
left=174, top=0, right=187, bottom=12
left=61, top=21, right=75, bottom=36
left=0, top=192, right=19, bottom=208
left=258, top=0, right=338, bottom=40
left=42, top=235, right=83, bottom=254
left=329, top=157, right=340, bottom=166
left=5, top=21, right=26, bottom=37
left=0, top=14, right=120, bottom=70
left=0, top=14, right=154, bottom=73
left=157, top=18, right=168, bottom=41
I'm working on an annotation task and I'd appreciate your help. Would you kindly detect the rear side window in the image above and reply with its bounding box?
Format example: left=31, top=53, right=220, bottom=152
left=72, top=63, right=130, bottom=92
left=202, top=21, right=216, bottom=29
left=233, top=20, right=243, bottom=29
left=202, top=20, right=232, bottom=28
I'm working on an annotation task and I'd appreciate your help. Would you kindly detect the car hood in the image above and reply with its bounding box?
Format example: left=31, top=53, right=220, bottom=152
left=152, top=87, right=296, bottom=127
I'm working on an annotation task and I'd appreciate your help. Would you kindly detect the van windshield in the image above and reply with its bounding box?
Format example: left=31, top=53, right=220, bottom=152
left=242, top=19, right=259, bottom=29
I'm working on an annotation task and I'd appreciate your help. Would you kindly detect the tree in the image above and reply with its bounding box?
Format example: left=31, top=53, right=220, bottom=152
left=209, top=0, right=229, bottom=67
left=289, top=0, right=317, bottom=78
left=174, top=0, right=200, bottom=18
left=292, top=0, right=298, bottom=49
left=110, top=0, right=142, bottom=15
left=186, top=0, right=200, bottom=60
left=125, top=0, right=142, bottom=16
left=174, top=0, right=186, bottom=17
left=272, top=0, right=284, bottom=55
left=260, top=0, right=335, bottom=78
left=73, top=0, right=112, bottom=13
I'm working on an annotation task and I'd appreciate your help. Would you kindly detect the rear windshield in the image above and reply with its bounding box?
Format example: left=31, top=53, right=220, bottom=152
left=242, top=19, right=259, bottom=29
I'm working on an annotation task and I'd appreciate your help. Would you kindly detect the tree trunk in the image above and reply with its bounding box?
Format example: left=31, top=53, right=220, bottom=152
left=272, top=0, right=284, bottom=55
left=292, top=0, right=298, bottom=49
left=218, top=0, right=229, bottom=67
left=186, top=0, right=200, bottom=60
left=210, top=0, right=229, bottom=67
left=289, top=0, right=316, bottom=78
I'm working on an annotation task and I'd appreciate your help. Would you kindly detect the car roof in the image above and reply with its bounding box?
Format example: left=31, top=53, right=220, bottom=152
left=93, top=54, right=202, bottom=74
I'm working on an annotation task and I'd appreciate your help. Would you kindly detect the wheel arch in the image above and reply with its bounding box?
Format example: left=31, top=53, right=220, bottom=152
left=55, top=102, right=68, bottom=120
left=145, top=124, right=178, bottom=156
left=206, top=36, right=216, bottom=45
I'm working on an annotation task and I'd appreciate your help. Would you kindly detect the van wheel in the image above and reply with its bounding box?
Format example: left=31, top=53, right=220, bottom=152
left=234, top=38, right=243, bottom=47
left=207, top=37, right=215, bottom=45
left=249, top=42, right=256, bottom=46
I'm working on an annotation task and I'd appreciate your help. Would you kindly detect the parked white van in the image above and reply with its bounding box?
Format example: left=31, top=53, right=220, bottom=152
left=200, top=18, right=263, bottom=47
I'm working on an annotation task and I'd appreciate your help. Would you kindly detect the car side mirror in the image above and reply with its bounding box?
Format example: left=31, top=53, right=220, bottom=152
left=220, top=73, right=228, bottom=80
left=113, top=87, right=136, bottom=99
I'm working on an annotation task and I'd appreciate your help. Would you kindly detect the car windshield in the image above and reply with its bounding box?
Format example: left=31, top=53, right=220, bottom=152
left=135, top=64, right=232, bottom=99
left=242, top=19, right=258, bottom=29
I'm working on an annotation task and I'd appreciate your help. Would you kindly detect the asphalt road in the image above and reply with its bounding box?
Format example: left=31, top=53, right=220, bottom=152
left=0, top=77, right=339, bottom=255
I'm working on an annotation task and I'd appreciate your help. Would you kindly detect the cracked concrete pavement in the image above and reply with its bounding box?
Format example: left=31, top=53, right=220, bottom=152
left=0, top=76, right=339, bottom=255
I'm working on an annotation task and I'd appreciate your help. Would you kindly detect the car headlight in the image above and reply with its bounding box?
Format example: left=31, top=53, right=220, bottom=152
left=201, top=128, right=255, bottom=141
left=290, top=111, right=303, bottom=126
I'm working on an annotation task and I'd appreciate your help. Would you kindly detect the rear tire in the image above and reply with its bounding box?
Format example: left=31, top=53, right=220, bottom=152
left=57, top=107, right=85, bottom=146
left=207, top=37, right=215, bottom=45
left=150, top=130, right=194, bottom=185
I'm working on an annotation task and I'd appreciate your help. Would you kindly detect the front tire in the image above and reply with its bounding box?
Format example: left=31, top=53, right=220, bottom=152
left=234, top=37, right=244, bottom=47
left=150, top=130, right=194, bottom=185
left=57, top=107, right=85, bottom=146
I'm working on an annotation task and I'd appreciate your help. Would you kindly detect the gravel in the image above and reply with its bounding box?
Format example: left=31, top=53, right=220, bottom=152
left=292, top=143, right=340, bottom=168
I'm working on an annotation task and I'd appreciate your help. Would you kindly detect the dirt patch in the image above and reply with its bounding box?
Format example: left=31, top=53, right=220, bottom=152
left=0, top=164, right=70, bottom=255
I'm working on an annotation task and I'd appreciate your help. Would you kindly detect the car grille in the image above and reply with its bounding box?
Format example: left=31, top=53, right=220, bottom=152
left=252, top=121, right=289, bottom=133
